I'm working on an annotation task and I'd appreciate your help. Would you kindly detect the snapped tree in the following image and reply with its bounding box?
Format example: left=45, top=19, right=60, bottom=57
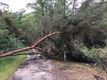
left=0, top=0, right=107, bottom=62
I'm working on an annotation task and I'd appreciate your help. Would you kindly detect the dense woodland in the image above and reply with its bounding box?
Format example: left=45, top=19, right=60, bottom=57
left=0, top=0, right=107, bottom=62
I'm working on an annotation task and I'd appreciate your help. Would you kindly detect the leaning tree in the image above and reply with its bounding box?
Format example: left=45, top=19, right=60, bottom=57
left=0, top=0, right=107, bottom=63
left=37, top=0, right=107, bottom=62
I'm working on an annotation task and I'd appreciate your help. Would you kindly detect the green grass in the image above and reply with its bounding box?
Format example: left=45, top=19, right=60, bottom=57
left=0, top=54, right=26, bottom=80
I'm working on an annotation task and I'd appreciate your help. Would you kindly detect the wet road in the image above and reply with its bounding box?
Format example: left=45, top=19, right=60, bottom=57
left=9, top=58, right=69, bottom=80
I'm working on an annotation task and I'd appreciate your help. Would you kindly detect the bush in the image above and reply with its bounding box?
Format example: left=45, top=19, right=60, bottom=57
left=0, top=29, right=24, bottom=51
left=82, top=48, right=101, bottom=63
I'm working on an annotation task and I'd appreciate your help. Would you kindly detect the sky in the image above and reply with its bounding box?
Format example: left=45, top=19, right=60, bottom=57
left=0, top=0, right=83, bottom=13
left=0, top=0, right=34, bottom=13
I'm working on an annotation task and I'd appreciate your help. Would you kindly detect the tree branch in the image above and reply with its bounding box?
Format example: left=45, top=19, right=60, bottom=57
left=0, top=32, right=62, bottom=58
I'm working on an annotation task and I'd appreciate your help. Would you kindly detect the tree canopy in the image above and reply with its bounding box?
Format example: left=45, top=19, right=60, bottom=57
left=0, top=0, right=107, bottom=62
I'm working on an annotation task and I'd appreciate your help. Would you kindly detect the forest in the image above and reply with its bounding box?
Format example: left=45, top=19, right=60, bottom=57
left=0, top=0, right=107, bottom=80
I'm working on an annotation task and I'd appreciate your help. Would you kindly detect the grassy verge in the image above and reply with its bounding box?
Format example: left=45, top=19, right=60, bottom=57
left=0, top=53, right=26, bottom=80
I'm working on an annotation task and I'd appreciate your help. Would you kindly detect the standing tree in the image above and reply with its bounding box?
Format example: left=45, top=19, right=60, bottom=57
left=26, top=0, right=107, bottom=62
left=0, top=0, right=107, bottom=63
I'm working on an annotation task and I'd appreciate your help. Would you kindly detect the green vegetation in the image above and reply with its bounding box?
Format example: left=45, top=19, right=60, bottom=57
left=26, top=0, right=107, bottom=62
left=0, top=54, right=26, bottom=80
left=0, top=0, right=107, bottom=78
left=0, top=0, right=107, bottom=62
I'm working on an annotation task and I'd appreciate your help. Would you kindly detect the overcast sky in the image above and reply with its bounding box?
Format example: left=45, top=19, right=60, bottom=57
left=0, top=0, right=34, bottom=13
left=0, top=0, right=84, bottom=13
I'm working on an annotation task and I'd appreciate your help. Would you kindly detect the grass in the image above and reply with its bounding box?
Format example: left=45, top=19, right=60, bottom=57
left=0, top=53, right=26, bottom=80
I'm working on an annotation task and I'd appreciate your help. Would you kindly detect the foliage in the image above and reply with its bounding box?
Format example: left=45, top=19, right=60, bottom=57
left=27, top=0, right=107, bottom=62
left=0, top=8, right=24, bottom=50
left=0, top=0, right=107, bottom=62
left=0, top=29, right=24, bottom=51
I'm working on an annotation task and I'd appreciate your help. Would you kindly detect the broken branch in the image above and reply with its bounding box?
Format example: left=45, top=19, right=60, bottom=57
left=0, top=32, right=62, bottom=58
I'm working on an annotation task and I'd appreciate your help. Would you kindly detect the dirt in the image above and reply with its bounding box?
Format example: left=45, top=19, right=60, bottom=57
left=54, top=61, right=107, bottom=80
left=9, top=58, right=107, bottom=80
left=65, top=69, right=106, bottom=80
left=9, top=58, right=70, bottom=80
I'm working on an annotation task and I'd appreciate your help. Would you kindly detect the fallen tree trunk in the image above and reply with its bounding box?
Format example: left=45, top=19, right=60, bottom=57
left=0, top=32, right=62, bottom=58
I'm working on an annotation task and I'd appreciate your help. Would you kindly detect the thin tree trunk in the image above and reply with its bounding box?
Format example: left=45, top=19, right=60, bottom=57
left=0, top=32, right=62, bottom=58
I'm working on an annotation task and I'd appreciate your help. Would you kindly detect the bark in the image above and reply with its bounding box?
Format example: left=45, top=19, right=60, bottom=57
left=0, top=32, right=62, bottom=58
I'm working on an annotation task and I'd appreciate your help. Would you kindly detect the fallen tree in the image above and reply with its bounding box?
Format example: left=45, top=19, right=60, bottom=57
left=0, top=32, right=62, bottom=58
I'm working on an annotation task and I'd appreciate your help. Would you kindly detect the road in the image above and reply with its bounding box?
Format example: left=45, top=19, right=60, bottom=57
left=9, top=57, right=107, bottom=80
left=9, top=58, right=69, bottom=80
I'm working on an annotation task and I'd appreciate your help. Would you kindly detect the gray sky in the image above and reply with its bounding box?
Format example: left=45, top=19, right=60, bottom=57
left=0, top=0, right=83, bottom=13
left=0, top=0, right=34, bottom=13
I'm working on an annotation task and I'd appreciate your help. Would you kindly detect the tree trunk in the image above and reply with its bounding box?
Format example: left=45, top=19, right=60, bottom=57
left=0, top=32, right=62, bottom=58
